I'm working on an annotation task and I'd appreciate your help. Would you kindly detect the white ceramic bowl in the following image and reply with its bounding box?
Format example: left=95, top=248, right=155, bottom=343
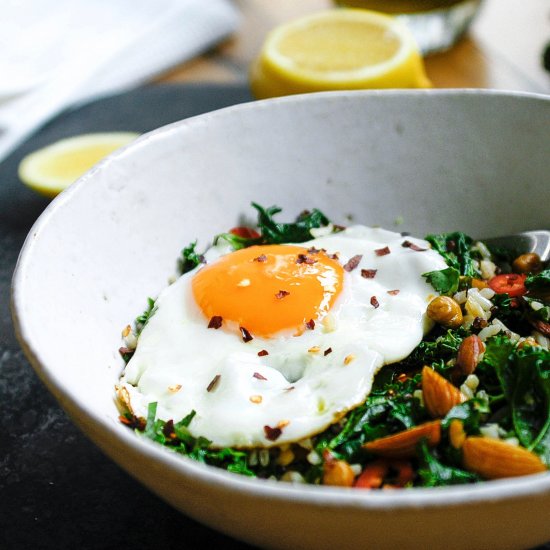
left=12, top=90, right=550, bottom=550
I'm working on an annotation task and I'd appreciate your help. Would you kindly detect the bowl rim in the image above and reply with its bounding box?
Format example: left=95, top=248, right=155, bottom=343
left=11, top=88, right=550, bottom=511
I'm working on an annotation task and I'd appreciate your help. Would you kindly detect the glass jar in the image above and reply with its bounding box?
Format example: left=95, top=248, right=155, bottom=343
left=334, top=0, right=483, bottom=54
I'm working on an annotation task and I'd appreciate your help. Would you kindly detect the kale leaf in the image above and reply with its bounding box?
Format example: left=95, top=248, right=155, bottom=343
left=140, top=403, right=255, bottom=476
left=422, top=267, right=460, bottom=295
left=417, top=441, right=479, bottom=487
left=526, top=270, right=550, bottom=291
left=425, top=232, right=480, bottom=277
left=214, top=202, right=332, bottom=250
left=252, top=202, right=331, bottom=244
left=404, top=327, right=467, bottom=372
left=526, top=270, right=550, bottom=304
left=477, top=336, right=550, bottom=465
left=181, top=241, right=205, bottom=274
left=318, top=372, right=426, bottom=463
left=135, top=297, right=157, bottom=335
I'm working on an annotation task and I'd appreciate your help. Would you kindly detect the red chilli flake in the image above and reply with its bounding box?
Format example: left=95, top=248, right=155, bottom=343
left=207, top=315, right=223, bottom=329
left=253, top=371, right=268, bottom=380
left=402, top=240, right=427, bottom=252
left=296, top=254, right=317, bottom=265
left=207, top=374, right=221, bottom=392
left=343, top=254, right=362, bottom=272
left=240, top=326, right=253, bottom=342
left=324, top=347, right=333, bottom=356
left=264, top=425, right=283, bottom=441
left=327, top=252, right=339, bottom=260
left=305, top=319, right=315, bottom=330
left=307, top=247, right=320, bottom=254
left=275, top=290, right=290, bottom=299
left=361, top=268, right=377, bottom=279
left=375, top=246, right=391, bottom=257
left=387, top=289, right=400, bottom=296
left=257, top=350, right=269, bottom=357
left=119, top=347, right=134, bottom=356
left=370, top=296, right=380, bottom=308
left=254, top=254, right=267, bottom=263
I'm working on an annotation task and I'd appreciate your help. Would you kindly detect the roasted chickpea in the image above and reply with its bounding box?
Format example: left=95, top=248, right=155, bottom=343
left=427, top=296, right=463, bottom=328
left=512, top=252, right=542, bottom=274
left=323, top=459, right=355, bottom=487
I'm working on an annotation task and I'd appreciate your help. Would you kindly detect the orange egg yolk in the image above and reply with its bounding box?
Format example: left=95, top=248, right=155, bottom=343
left=192, top=244, right=343, bottom=338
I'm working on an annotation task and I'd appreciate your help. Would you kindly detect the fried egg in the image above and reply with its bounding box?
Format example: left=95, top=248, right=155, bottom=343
left=120, top=226, right=447, bottom=448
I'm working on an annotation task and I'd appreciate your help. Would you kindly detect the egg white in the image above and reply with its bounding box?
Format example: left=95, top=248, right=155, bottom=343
left=120, top=226, right=447, bottom=448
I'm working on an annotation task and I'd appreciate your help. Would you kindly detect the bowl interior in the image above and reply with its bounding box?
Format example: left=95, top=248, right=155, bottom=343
left=12, top=90, right=550, bottom=550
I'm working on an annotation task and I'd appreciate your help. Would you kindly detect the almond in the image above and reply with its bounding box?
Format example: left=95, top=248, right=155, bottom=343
left=323, top=458, right=355, bottom=487
left=363, top=420, right=441, bottom=458
left=449, top=419, right=466, bottom=449
left=462, top=437, right=547, bottom=479
left=455, top=335, right=485, bottom=377
left=422, top=366, right=466, bottom=418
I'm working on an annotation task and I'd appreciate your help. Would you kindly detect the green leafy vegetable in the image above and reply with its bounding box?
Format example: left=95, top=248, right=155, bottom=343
left=318, top=372, right=427, bottom=463
left=423, top=267, right=460, bottom=295
left=135, top=297, right=157, bottom=334
left=417, top=441, right=479, bottom=487
left=442, top=399, right=489, bottom=435
left=404, top=328, right=466, bottom=372
left=214, top=202, right=333, bottom=251
left=214, top=232, right=260, bottom=250
left=526, top=270, right=550, bottom=304
left=139, top=403, right=255, bottom=476
left=477, top=336, right=550, bottom=465
left=425, top=232, right=480, bottom=277
left=251, top=202, right=330, bottom=244
left=181, top=241, right=205, bottom=273
left=526, top=270, right=550, bottom=291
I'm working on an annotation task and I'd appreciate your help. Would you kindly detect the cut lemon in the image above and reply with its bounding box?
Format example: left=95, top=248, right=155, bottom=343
left=18, top=132, right=139, bottom=198
left=250, top=9, right=431, bottom=99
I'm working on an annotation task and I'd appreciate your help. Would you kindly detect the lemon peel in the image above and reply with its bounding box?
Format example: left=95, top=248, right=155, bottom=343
left=18, top=132, right=139, bottom=198
left=250, top=9, right=431, bottom=99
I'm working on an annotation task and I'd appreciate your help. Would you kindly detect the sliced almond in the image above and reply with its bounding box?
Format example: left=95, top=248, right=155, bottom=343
left=422, top=366, right=466, bottom=418
left=115, top=384, right=134, bottom=415
left=455, top=335, right=485, bottom=377
left=449, top=419, right=466, bottom=449
left=462, top=437, right=547, bottom=479
left=363, top=420, right=441, bottom=458
left=323, top=458, right=355, bottom=487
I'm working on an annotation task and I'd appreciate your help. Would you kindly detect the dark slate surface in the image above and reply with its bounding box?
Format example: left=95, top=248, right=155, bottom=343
left=0, top=83, right=548, bottom=550
left=0, top=84, right=256, bottom=550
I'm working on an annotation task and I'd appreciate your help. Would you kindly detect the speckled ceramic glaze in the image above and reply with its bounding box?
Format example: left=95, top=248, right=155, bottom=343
left=12, top=90, right=550, bottom=550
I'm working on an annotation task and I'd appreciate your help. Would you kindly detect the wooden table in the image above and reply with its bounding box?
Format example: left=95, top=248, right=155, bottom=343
left=157, top=0, right=550, bottom=95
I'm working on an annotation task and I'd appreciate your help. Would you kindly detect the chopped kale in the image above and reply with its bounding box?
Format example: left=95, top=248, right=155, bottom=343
left=252, top=202, right=330, bottom=244
left=181, top=241, right=205, bottom=273
left=423, top=267, right=460, bottom=295
left=526, top=270, right=550, bottom=291
left=477, top=336, right=550, bottom=465
left=404, top=327, right=467, bottom=372
left=526, top=269, right=550, bottom=304
left=139, top=403, right=255, bottom=476
left=425, top=232, right=480, bottom=278
left=417, top=441, right=479, bottom=487
left=316, top=371, right=427, bottom=464
left=442, top=399, right=490, bottom=435
left=135, top=297, right=157, bottom=335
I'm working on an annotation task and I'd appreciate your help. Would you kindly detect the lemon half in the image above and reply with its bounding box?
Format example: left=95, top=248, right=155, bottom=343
left=250, top=9, right=431, bottom=99
left=18, top=132, right=139, bottom=198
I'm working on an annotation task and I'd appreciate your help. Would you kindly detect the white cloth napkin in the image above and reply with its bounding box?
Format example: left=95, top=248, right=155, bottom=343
left=0, top=0, right=240, bottom=163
